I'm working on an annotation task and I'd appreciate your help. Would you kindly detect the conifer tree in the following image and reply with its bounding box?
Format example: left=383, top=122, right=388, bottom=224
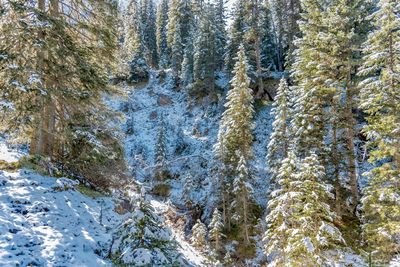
left=181, top=31, right=195, bottom=86
left=112, top=189, right=181, bottom=265
left=141, top=0, right=158, bottom=67
left=265, top=153, right=345, bottom=265
left=225, top=0, right=246, bottom=75
left=209, top=208, right=225, bottom=251
left=358, top=0, right=400, bottom=262
left=193, top=4, right=216, bottom=94
left=0, top=0, right=125, bottom=189
left=156, top=0, right=169, bottom=68
left=213, top=0, right=227, bottom=71
left=232, top=154, right=254, bottom=245
left=191, top=219, right=208, bottom=250
left=215, top=45, right=255, bottom=233
left=218, top=45, right=255, bottom=167
left=266, top=78, right=290, bottom=184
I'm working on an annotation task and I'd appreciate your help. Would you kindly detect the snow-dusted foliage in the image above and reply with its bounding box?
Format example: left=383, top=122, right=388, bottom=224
left=358, top=0, right=400, bottom=262
left=112, top=192, right=182, bottom=266
left=266, top=77, right=291, bottom=184
left=209, top=208, right=225, bottom=251
left=191, top=219, right=208, bottom=250
left=265, top=153, right=345, bottom=266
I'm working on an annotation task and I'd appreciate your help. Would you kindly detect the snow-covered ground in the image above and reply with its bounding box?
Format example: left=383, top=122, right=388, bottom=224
left=0, top=145, right=123, bottom=266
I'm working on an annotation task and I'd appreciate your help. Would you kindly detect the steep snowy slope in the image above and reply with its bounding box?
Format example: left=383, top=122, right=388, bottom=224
left=121, top=70, right=274, bottom=217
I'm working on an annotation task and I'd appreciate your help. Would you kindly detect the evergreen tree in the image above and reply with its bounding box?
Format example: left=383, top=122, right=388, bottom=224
left=225, top=0, right=246, bottom=75
left=112, top=189, right=182, bottom=265
left=265, top=153, right=345, bottom=265
left=141, top=0, right=158, bottom=67
left=358, top=0, right=400, bottom=262
left=218, top=45, right=255, bottom=168
left=213, top=0, right=227, bottom=71
left=209, top=208, right=225, bottom=251
left=260, top=1, right=278, bottom=71
left=215, top=46, right=254, bottom=243
left=266, top=78, right=290, bottom=184
left=0, top=0, right=125, bottom=189
left=193, top=4, right=217, bottom=95
left=181, top=30, right=195, bottom=86
left=167, top=0, right=194, bottom=78
left=291, top=0, right=331, bottom=158
left=191, top=219, right=208, bottom=249
left=156, top=0, right=169, bottom=68
left=232, top=153, right=254, bottom=245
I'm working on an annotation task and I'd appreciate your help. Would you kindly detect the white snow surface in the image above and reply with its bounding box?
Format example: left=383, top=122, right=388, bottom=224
left=0, top=152, right=122, bottom=266
left=0, top=141, right=23, bottom=163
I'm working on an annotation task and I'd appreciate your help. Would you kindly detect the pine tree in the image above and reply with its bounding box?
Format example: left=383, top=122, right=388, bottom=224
left=112, top=189, right=181, bottom=265
left=225, top=0, right=246, bottom=75
left=141, top=0, right=158, bottom=67
left=218, top=45, right=255, bottom=167
left=266, top=78, right=290, bottom=184
left=213, top=0, right=227, bottom=71
left=193, top=4, right=217, bottom=95
left=191, top=219, right=208, bottom=250
left=291, top=0, right=331, bottom=158
left=232, top=153, right=254, bottom=245
left=181, top=30, right=194, bottom=86
left=167, top=0, right=194, bottom=78
left=358, top=0, right=400, bottom=262
left=156, top=0, right=169, bottom=68
left=265, top=153, right=345, bottom=265
left=0, top=0, right=125, bottom=189
left=209, top=208, right=225, bottom=251
left=214, top=45, right=255, bottom=233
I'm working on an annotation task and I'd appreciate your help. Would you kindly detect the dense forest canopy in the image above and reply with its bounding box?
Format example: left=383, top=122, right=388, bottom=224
left=0, top=0, right=399, bottom=266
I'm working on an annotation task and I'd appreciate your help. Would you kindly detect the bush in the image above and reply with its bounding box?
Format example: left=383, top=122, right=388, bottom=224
left=151, top=183, right=171, bottom=197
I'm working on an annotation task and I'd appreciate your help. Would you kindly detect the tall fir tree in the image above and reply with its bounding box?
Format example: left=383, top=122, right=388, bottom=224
left=193, top=4, right=217, bottom=95
left=156, top=0, right=169, bottom=68
left=232, top=153, right=254, bottom=245
left=358, top=0, right=400, bottom=262
left=265, top=153, right=345, bottom=265
left=209, top=208, right=225, bottom=251
left=213, top=0, right=227, bottom=71
left=141, top=0, right=158, bottom=67
left=266, top=78, right=291, bottom=185
left=225, top=0, right=246, bottom=76
left=191, top=219, right=208, bottom=250
left=214, top=45, right=255, bottom=236
left=0, top=0, right=125, bottom=189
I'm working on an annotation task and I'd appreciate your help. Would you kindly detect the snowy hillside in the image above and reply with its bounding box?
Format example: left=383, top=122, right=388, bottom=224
left=0, top=148, right=122, bottom=266
left=121, top=69, right=273, bottom=217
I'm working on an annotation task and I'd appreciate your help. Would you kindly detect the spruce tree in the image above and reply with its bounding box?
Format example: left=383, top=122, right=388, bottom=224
left=193, top=4, right=217, bottom=95
left=266, top=78, right=290, bottom=184
left=112, top=190, right=181, bottom=265
left=225, top=0, right=246, bottom=75
left=218, top=45, right=255, bottom=168
left=213, top=0, right=227, bottom=71
left=155, top=116, right=167, bottom=178
left=215, top=45, right=255, bottom=240
left=209, top=208, right=225, bottom=251
left=191, top=219, right=208, bottom=250
left=0, top=0, right=125, bottom=189
left=358, top=0, right=400, bottom=262
left=232, top=153, right=254, bottom=245
left=141, top=0, right=158, bottom=67
left=156, top=0, right=169, bottom=68
left=265, top=153, right=345, bottom=265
